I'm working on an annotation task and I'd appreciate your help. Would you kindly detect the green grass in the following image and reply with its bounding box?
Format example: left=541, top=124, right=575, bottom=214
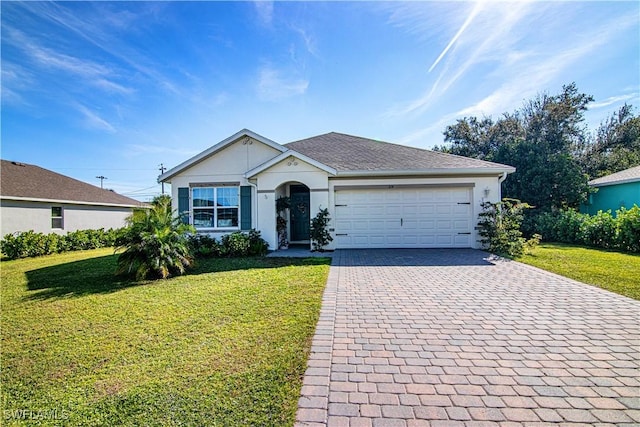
left=1, top=249, right=330, bottom=426
left=517, top=243, right=640, bottom=300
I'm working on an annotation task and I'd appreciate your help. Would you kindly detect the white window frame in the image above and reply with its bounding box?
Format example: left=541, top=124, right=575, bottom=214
left=191, top=186, right=240, bottom=230
left=51, top=206, right=64, bottom=229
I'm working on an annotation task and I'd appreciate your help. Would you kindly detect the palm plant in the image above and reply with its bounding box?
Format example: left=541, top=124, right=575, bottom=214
left=115, top=198, right=195, bottom=280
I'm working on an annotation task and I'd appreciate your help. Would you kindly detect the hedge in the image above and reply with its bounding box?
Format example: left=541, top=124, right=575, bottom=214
left=1, top=228, right=271, bottom=261
left=534, top=205, right=640, bottom=253
left=1, top=228, right=124, bottom=260
left=187, top=230, right=269, bottom=258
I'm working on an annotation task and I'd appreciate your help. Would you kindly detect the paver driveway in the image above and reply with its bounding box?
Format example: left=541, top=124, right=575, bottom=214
left=295, top=249, right=639, bottom=427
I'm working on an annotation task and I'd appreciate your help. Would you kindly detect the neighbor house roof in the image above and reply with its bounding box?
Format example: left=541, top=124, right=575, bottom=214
left=0, top=160, right=145, bottom=207
left=285, top=132, right=515, bottom=175
left=589, top=165, right=640, bottom=187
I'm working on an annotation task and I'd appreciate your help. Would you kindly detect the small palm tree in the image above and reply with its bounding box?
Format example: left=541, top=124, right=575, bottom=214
left=115, top=198, right=195, bottom=280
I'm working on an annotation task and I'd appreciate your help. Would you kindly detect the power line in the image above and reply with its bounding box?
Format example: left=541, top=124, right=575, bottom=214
left=121, top=184, right=162, bottom=195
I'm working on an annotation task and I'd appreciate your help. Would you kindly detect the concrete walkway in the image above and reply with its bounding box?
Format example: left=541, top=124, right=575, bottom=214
left=295, top=249, right=639, bottom=427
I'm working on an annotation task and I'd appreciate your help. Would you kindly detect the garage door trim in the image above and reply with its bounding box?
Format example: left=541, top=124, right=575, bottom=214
left=334, top=183, right=475, bottom=191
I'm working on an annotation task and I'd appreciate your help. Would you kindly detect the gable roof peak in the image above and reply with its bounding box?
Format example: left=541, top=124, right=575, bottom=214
left=159, top=128, right=287, bottom=182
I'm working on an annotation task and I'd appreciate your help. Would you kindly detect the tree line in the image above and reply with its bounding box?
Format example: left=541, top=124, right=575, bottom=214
left=435, top=83, right=640, bottom=222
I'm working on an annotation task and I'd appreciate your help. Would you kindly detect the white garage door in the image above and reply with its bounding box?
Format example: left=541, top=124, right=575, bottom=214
left=334, top=186, right=473, bottom=248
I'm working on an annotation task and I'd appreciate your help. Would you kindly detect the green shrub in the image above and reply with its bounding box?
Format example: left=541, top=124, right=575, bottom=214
left=0, top=228, right=123, bottom=260
left=581, top=210, right=617, bottom=248
left=247, top=229, right=269, bottom=256
left=187, top=234, right=223, bottom=258
left=310, top=208, right=333, bottom=252
left=115, top=202, right=195, bottom=280
left=189, top=230, right=268, bottom=258
left=533, top=205, right=640, bottom=253
left=616, top=205, right=640, bottom=252
left=478, top=198, right=539, bottom=257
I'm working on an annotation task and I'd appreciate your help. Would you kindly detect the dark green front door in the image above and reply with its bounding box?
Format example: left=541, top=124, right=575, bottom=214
left=290, top=185, right=310, bottom=241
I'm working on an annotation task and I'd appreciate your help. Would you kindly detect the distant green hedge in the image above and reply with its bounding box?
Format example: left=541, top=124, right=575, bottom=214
left=535, top=205, right=640, bottom=253
left=1, top=228, right=124, bottom=260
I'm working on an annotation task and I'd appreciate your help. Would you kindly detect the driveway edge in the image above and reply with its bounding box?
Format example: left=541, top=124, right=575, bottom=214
left=295, top=250, right=341, bottom=426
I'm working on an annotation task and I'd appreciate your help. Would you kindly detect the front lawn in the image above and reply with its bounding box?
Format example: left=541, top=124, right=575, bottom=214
left=1, top=249, right=330, bottom=426
left=517, top=243, right=640, bottom=300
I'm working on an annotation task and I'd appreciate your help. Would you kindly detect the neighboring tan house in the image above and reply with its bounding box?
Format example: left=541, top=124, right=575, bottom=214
left=581, top=165, right=640, bottom=216
left=0, top=160, right=146, bottom=236
left=159, top=129, right=515, bottom=251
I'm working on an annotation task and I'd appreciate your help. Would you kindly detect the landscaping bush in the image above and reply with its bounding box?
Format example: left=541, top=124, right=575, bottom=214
left=187, top=234, right=224, bottom=258
left=310, top=208, right=333, bottom=252
left=477, top=198, right=539, bottom=257
left=188, top=230, right=268, bottom=259
left=247, top=229, right=269, bottom=256
left=115, top=202, right=195, bottom=280
left=1, top=228, right=122, bottom=260
left=616, top=206, right=640, bottom=252
left=533, top=205, right=640, bottom=253
left=581, top=210, right=617, bottom=248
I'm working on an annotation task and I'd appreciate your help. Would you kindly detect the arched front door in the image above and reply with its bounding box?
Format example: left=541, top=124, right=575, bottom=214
left=289, top=184, right=310, bottom=241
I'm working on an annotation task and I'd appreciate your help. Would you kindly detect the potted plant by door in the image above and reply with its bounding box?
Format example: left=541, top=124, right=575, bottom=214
left=276, top=196, right=291, bottom=249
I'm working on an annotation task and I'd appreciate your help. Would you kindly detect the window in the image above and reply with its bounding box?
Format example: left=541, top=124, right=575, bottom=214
left=192, top=186, right=239, bottom=228
left=51, top=206, right=63, bottom=229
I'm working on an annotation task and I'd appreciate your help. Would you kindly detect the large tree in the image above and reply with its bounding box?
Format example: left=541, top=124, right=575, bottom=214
left=578, top=104, right=640, bottom=179
left=438, top=83, right=593, bottom=212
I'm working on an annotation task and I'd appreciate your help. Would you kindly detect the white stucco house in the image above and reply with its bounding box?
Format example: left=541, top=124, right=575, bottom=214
left=1, top=160, right=147, bottom=237
left=158, top=129, right=515, bottom=251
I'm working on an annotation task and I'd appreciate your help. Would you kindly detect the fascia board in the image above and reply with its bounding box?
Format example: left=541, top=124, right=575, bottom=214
left=0, top=195, right=148, bottom=208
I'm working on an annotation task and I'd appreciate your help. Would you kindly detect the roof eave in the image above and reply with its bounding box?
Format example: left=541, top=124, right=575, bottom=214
left=334, top=167, right=516, bottom=177
left=159, top=129, right=287, bottom=183
left=0, top=195, right=148, bottom=208
left=589, top=177, right=640, bottom=187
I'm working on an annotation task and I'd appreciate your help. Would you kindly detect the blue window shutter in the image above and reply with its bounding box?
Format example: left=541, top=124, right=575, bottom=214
left=178, top=187, right=190, bottom=224
left=240, top=186, right=251, bottom=230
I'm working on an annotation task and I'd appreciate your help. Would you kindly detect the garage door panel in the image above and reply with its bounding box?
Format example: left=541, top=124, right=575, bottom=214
left=436, top=205, right=452, bottom=215
left=418, top=205, right=435, bottom=215
left=335, top=187, right=473, bottom=248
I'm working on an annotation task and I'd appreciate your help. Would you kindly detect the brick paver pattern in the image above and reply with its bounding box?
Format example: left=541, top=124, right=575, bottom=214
left=295, top=249, right=640, bottom=427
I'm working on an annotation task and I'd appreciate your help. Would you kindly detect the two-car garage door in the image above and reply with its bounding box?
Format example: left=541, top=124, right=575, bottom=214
left=334, top=186, right=473, bottom=248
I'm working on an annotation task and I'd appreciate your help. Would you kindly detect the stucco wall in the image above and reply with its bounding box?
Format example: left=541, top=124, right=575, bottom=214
left=581, top=182, right=640, bottom=216
left=0, top=199, right=134, bottom=236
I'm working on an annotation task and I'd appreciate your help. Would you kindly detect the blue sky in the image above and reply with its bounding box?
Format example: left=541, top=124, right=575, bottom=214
left=2, top=1, right=638, bottom=201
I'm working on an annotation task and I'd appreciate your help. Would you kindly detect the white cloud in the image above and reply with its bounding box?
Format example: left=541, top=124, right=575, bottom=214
left=428, top=1, right=484, bottom=73
left=256, top=65, right=309, bottom=101
left=590, top=93, right=638, bottom=109
left=254, top=1, right=274, bottom=26
left=74, top=104, right=116, bottom=133
left=124, top=144, right=201, bottom=158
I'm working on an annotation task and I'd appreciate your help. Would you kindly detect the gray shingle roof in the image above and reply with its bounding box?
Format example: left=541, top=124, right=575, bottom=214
left=285, top=132, right=513, bottom=173
left=0, top=160, right=145, bottom=207
left=589, top=165, right=640, bottom=187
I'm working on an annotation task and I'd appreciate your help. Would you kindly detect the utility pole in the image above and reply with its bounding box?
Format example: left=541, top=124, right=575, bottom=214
left=158, top=163, right=167, bottom=195
left=96, top=175, right=107, bottom=189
